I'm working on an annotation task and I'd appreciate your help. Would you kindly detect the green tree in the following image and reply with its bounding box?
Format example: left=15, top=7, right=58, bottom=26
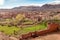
left=12, top=14, right=25, bottom=26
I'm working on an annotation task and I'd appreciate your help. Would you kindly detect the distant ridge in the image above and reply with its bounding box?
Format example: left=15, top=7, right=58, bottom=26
left=41, top=4, right=60, bottom=9
left=0, top=4, right=60, bottom=10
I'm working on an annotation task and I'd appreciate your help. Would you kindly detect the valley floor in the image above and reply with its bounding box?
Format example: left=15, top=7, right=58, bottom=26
left=29, top=31, right=60, bottom=40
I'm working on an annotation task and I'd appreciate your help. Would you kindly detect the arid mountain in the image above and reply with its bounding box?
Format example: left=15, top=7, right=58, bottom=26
left=0, top=4, right=60, bottom=20
left=13, top=6, right=41, bottom=11
left=41, top=4, right=60, bottom=9
left=13, top=4, right=60, bottom=10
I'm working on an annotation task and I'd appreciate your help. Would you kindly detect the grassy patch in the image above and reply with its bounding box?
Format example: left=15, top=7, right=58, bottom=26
left=0, top=25, right=20, bottom=35
left=0, top=23, right=47, bottom=35
left=19, top=23, right=47, bottom=35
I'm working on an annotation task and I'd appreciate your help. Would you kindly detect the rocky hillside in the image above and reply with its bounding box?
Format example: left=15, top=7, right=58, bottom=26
left=41, top=4, right=60, bottom=9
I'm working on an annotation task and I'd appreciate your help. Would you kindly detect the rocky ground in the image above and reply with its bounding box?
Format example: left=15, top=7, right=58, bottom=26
left=0, top=30, right=60, bottom=40
left=0, top=31, right=60, bottom=40
left=29, top=31, right=60, bottom=40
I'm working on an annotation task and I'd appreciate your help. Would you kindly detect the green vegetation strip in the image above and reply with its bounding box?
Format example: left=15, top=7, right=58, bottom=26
left=19, top=23, right=47, bottom=35
left=0, top=23, right=47, bottom=35
left=0, top=25, right=20, bottom=35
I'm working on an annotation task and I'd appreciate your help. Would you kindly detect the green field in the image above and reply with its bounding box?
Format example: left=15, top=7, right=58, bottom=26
left=0, top=23, right=47, bottom=35
left=19, top=23, right=47, bottom=35
left=0, top=26, right=20, bottom=35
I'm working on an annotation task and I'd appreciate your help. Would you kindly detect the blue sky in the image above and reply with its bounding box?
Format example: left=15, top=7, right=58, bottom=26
left=0, top=0, right=60, bottom=9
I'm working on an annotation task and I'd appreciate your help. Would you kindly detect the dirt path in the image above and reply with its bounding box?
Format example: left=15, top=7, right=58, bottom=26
left=29, top=31, right=60, bottom=40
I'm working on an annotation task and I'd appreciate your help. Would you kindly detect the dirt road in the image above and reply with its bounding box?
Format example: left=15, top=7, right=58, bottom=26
left=29, top=31, right=60, bottom=40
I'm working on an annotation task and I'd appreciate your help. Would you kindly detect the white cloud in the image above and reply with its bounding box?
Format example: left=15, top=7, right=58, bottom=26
left=53, top=0, right=60, bottom=1
left=48, top=0, right=60, bottom=5
left=0, top=0, right=4, bottom=5
left=28, top=4, right=44, bottom=6
left=19, top=3, right=45, bottom=7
